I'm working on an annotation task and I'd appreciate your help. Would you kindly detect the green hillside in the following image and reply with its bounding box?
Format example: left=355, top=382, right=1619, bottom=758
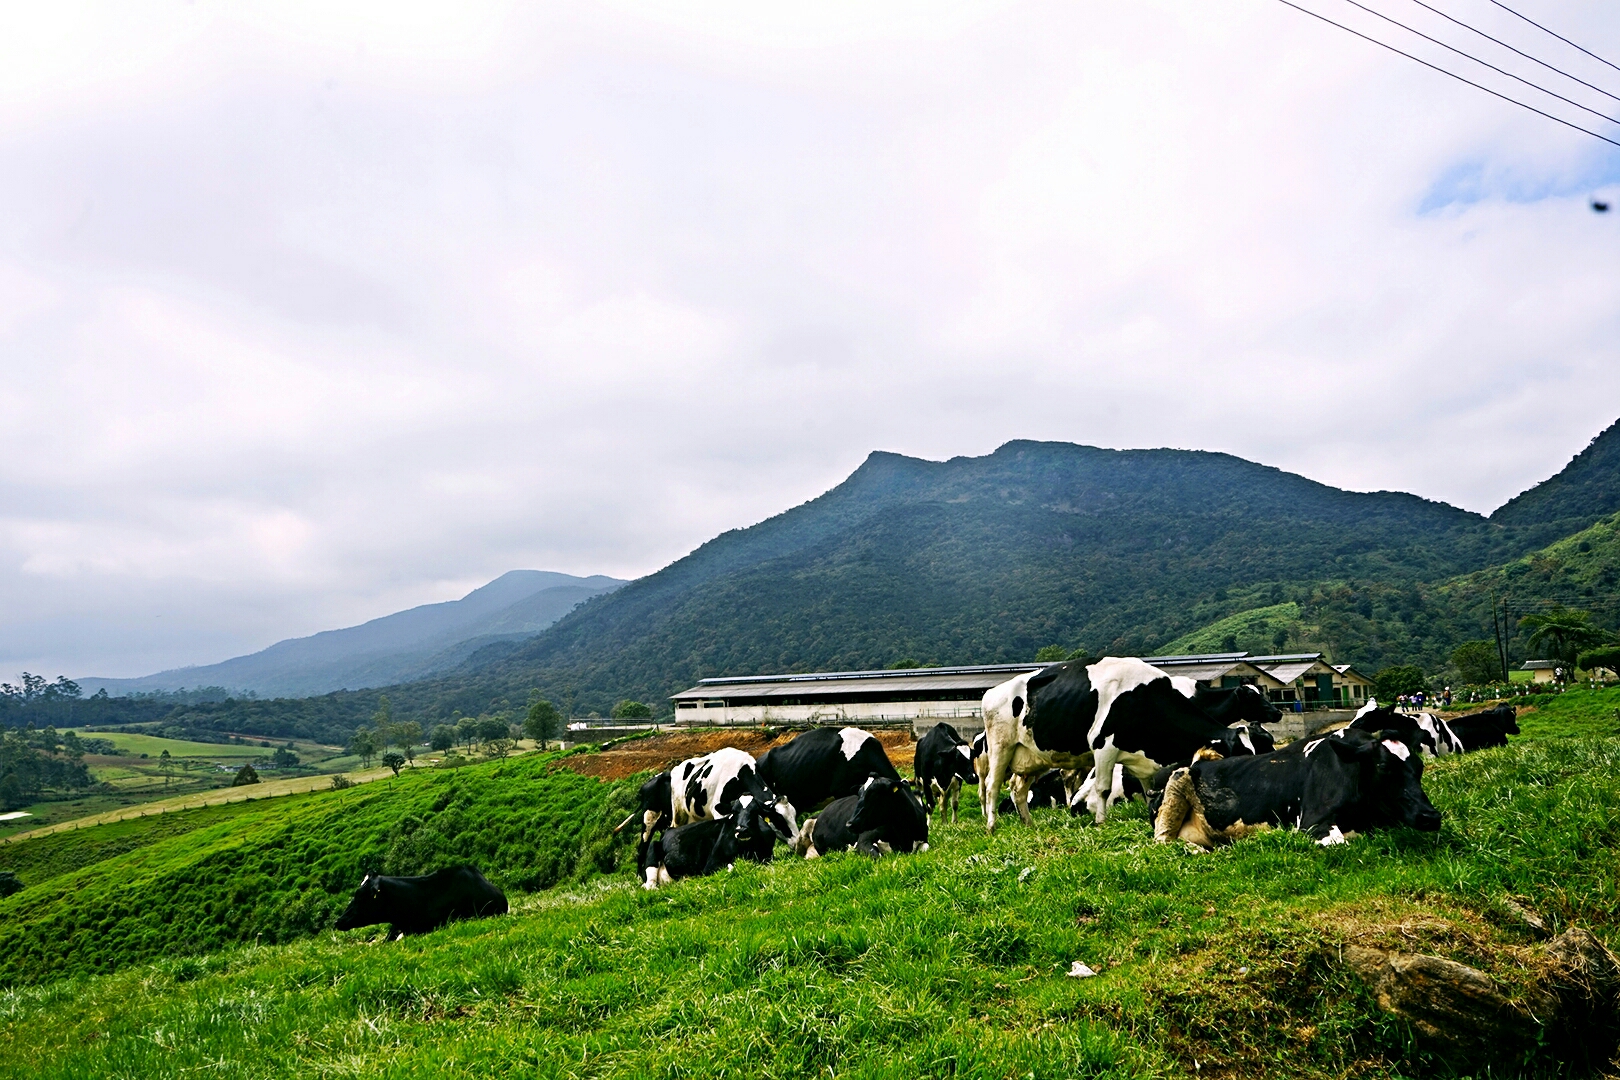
left=0, top=754, right=640, bottom=987
left=1492, top=417, right=1620, bottom=534
left=1155, top=602, right=1302, bottom=655
left=1, top=700, right=1617, bottom=1077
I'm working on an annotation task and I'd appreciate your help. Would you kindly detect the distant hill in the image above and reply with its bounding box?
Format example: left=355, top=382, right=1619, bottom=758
left=1492, top=418, right=1620, bottom=535
left=77, top=571, right=626, bottom=699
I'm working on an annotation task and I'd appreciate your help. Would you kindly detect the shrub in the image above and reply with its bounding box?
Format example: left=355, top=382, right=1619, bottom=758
left=230, top=764, right=260, bottom=787
left=329, top=774, right=354, bottom=790
left=610, top=700, right=653, bottom=720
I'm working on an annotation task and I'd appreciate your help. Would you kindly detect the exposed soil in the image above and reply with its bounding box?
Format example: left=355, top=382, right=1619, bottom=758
left=553, top=727, right=919, bottom=782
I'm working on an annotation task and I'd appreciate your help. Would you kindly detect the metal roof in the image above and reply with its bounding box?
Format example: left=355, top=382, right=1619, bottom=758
left=670, top=663, right=1043, bottom=702
left=1141, top=652, right=1250, bottom=665
left=1139, top=658, right=1285, bottom=687
left=1333, top=664, right=1375, bottom=682
left=1250, top=654, right=1337, bottom=683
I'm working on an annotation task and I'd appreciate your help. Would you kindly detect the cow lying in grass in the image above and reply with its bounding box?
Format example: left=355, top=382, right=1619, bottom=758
left=1153, top=727, right=1441, bottom=849
left=641, top=795, right=795, bottom=889
left=1348, top=701, right=1519, bottom=757
left=616, top=747, right=800, bottom=869
left=796, top=776, right=929, bottom=858
left=335, top=866, right=508, bottom=938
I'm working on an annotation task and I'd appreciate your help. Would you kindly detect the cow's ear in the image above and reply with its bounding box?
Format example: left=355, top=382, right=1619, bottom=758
left=1326, top=738, right=1363, bottom=762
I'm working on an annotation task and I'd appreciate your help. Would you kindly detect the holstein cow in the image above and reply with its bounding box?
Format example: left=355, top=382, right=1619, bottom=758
left=641, top=795, right=795, bottom=889
left=1348, top=702, right=1462, bottom=757
left=980, top=656, right=1259, bottom=829
left=1444, top=703, right=1520, bottom=750
left=998, top=768, right=1069, bottom=815
left=913, top=722, right=978, bottom=822
left=1153, top=727, right=1442, bottom=849
left=615, top=747, right=800, bottom=860
left=335, top=866, right=507, bottom=938
left=797, top=776, right=929, bottom=858
left=756, top=727, right=901, bottom=814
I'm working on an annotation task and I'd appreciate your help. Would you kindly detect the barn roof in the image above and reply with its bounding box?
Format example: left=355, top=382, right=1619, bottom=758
left=670, top=663, right=1043, bottom=702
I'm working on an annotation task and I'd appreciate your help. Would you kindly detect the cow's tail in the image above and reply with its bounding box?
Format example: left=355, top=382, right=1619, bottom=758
left=1152, top=767, right=1195, bottom=845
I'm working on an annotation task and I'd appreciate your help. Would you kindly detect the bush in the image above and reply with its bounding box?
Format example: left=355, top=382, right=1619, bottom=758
left=329, top=774, right=354, bottom=790
left=230, top=764, right=260, bottom=787
left=610, top=700, right=653, bottom=720
left=0, top=870, right=19, bottom=897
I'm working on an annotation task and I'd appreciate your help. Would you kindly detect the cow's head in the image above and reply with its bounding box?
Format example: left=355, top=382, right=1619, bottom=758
left=1208, top=721, right=1275, bottom=757
left=335, top=871, right=387, bottom=931
left=951, top=742, right=979, bottom=783
left=1493, top=705, right=1521, bottom=736
left=735, top=794, right=796, bottom=847
left=848, top=775, right=928, bottom=836
left=1333, top=731, right=1441, bottom=833
left=1234, top=684, right=1284, bottom=725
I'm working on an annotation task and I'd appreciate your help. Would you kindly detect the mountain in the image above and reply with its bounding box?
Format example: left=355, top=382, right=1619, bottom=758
left=1492, top=418, right=1620, bottom=535
left=78, top=571, right=626, bottom=699
left=383, top=439, right=1561, bottom=718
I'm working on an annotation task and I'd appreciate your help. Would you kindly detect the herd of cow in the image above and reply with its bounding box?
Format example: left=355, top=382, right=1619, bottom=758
left=333, top=656, right=1522, bottom=937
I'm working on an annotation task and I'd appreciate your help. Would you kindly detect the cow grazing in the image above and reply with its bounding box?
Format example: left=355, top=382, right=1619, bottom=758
left=615, top=747, right=799, bottom=856
left=998, top=768, right=1069, bottom=814
left=914, top=722, right=979, bottom=821
left=798, top=776, right=929, bottom=858
left=756, top=727, right=902, bottom=813
left=980, top=656, right=1256, bottom=828
left=335, top=866, right=508, bottom=937
left=642, top=795, right=795, bottom=889
left=1153, top=727, right=1442, bottom=849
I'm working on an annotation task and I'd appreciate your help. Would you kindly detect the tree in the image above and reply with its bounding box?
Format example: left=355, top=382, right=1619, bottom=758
left=1520, top=606, right=1605, bottom=680
left=610, top=700, right=653, bottom=720
left=1034, top=645, right=1068, bottom=662
left=0, top=870, right=20, bottom=897
left=525, top=698, right=562, bottom=751
left=393, top=721, right=422, bottom=763
left=347, top=727, right=379, bottom=768
left=1577, top=646, right=1620, bottom=677
left=456, top=716, right=480, bottom=752
left=1451, top=640, right=1501, bottom=685
left=372, top=697, right=394, bottom=747
left=158, top=749, right=175, bottom=789
left=1374, top=664, right=1426, bottom=701
left=430, top=724, right=457, bottom=752
left=231, top=763, right=260, bottom=786
left=475, top=716, right=510, bottom=754
left=270, top=745, right=300, bottom=769
left=381, top=750, right=406, bottom=777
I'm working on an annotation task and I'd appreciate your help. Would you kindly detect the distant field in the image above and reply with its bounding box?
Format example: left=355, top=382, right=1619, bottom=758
left=65, top=730, right=296, bottom=759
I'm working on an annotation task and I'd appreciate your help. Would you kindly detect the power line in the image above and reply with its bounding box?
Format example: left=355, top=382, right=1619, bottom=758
left=1338, top=0, right=1620, bottom=126
left=1406, top=0, right=1620, bottom=104
left=1483, top=0, right=1620, bottom=78
left=1272, top=0, right=1620, bottom=150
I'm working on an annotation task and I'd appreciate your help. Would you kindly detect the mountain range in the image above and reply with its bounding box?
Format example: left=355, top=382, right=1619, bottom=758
left=77, top=571, right=625, bottom=699
left=72, top=417, right=1620, bottom=740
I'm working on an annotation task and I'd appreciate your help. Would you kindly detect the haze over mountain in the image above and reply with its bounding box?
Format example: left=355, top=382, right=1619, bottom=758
left=76, top=571, right=625, bottom=699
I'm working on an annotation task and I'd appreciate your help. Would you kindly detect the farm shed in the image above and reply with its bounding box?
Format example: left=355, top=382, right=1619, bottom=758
left=1249, top=653, right=1372, bottom=706
left=1138, top=653, right=1285, bottom=692
left=669, top=663, right=1043, bottom=733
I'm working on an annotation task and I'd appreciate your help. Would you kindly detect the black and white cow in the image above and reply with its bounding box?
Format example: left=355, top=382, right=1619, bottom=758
left=756, top=727, right=902, bottom=813
left=797, top=776, right=929, bottom=858
left=615, top=747, right=799, bottom=855
left=980, top=656, right=1257, bottom=828
left=998, top=768, right=1070, bottom=814
left=641, top=795, right=796, bottom=889
left=1153, top=727, right=1442, bottom=849
left=914, top=722, right=978, bottom=822
left=334, top=866, right=508, bottom=937
left=1348, top=702, right=1462, bottom=757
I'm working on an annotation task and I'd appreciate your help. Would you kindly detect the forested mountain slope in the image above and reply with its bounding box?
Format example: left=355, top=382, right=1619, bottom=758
left=398, top=440, right=1552, bottom=716
left=1492, top=417, right=1620, bottom=537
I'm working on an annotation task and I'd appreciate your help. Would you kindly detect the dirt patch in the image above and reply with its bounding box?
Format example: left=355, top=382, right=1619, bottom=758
left=554, top=727, right=918, bottom=782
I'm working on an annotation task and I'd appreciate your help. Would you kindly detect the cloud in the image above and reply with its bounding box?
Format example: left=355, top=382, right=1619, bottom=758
left=1, top=0, right=1619, bottom=677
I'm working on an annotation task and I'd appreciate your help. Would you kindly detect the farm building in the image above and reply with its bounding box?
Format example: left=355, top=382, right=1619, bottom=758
left=1520, top=659, right=1560, bottom=684
left=669, top=663, right=1040, bottom=729
left=670, top=650, right=1373, bottom=730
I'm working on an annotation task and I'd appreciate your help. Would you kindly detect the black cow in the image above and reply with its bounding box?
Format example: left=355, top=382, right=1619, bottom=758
left=756, top=726, right=902, bottom=813
left=1187, top=682, right=1284, bottom=728
left=1445, top=703, right=1519, bottom=750
left=1348, top=703, right=1462, bottom=757
left=641, top=795, right=795, bottom=889
left=798, top=776, right=929, bottom=858
left=914, top=723, right=979, bottom=821
left=981, top=657, right=1263, bottom=827
left=335, top=866, right=508, bottom=937
left=1153, top=727, right=1442, bottom=849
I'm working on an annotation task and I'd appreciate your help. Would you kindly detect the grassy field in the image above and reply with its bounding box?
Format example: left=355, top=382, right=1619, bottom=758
left=0, top=699, right=1617, bottom=1076
left=65, top=730, right=291, bottom=759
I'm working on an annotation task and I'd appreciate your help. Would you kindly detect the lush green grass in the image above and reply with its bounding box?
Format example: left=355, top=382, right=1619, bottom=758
left=0, top=754, right=640, bottom=988
left=67, top=730, right=286, bottom=759
left=0, top=723, right=1616, bottom=1077
left=1504, top=685, right=1620, bottom=739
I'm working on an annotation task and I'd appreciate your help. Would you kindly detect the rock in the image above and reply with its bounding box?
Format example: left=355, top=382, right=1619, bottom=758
left=1498, top=897, right=1551, bottom=939
left=1342, top=946, right=1527, bottom=1048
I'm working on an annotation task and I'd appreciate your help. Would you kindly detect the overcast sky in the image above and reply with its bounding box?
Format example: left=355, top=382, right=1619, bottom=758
left=4, top=1, right=1619, bottom=680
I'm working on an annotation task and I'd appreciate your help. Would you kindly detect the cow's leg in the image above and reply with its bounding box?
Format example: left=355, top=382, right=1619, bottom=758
left=1009, top=771, right=1035, bottom=826
left=981, top=742, right=1014, bottom=832
left=1084, top=744, right=1121, bottom=823
left=945, top=776, right=962, bottom=824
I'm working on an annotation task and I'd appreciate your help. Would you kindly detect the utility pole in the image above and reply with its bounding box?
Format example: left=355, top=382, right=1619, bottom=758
left=1492, top=594, right=1509, bottom=683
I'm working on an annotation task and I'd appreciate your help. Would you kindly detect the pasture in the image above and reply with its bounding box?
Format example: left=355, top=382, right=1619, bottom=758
left=0, top=700, right=1616, bottom=1076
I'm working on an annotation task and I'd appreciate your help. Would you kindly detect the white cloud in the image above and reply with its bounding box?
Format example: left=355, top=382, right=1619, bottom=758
left=2, top=0, right=1619, bottom=677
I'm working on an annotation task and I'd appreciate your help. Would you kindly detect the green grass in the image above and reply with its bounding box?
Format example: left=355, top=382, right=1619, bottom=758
left=1, top=707, right=1617, bottom=1076
left=67, top=730, right=285, bottom=759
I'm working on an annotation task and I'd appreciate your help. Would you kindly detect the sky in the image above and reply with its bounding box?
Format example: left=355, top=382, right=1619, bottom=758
left=3, top=0, right=1619, bottom=680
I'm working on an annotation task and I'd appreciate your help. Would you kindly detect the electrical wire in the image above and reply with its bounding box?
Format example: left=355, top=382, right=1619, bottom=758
left=1272, top=0, right=1620, bottom=149
left=1483, top=0, right=1620, bottom=78
left=1405, top=0, right=1620, bottom=104
left=1338, top=0, right=1620, bottom=125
